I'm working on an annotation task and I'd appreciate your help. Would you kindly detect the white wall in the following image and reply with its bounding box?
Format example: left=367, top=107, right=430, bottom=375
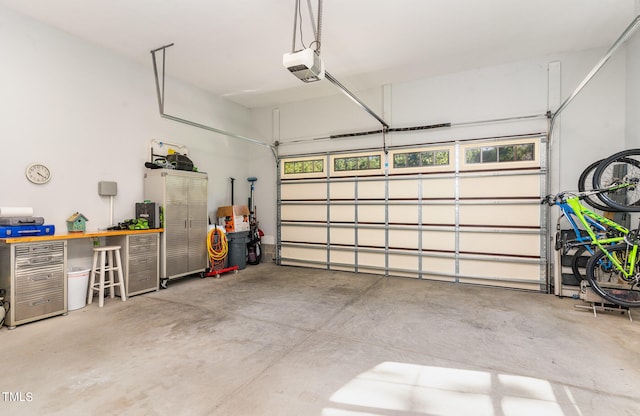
left=555, top=49, right=627, bottom=190
left=0, top=6, right=263, bottom=241
left=627, top=3, right=640, bottom=147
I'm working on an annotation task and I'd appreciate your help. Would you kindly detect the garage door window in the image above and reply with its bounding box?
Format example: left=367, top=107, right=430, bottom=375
left=465, top=143, right=535, bottom=164
left=334, top=155, right=381, bottom=172
left=283, top=159, right=324, bottom=175
left=393, top=150, right=450, bottom=168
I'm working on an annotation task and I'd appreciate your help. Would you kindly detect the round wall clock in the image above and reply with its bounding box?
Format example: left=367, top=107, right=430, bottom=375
left=26, top=163, right=51, bottom=184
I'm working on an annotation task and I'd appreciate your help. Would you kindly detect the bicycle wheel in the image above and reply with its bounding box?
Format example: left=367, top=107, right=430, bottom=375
left=570, top=245, right=589, bottom=282
left=578, top=159, right=619, bottom=211
left=592, top=149, right=640, bottom=211
left=585, top=243, right=640, bottom=308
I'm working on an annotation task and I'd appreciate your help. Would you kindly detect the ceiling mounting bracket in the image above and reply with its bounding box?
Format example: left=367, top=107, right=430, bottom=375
left=150, top=43, right=278, bottom=161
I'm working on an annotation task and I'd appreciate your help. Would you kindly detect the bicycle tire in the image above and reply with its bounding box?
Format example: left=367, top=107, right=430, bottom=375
left=585, top=243, right=640, bottom=308
left=578, top=159, right=619, bottom=212
left=570, top=245, right=589, bottom=282
left=592, top=149, right=640, bottom=211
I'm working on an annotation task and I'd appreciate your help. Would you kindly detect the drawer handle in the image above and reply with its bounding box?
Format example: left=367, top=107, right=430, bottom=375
left=132, top=246, right=154, bottom=251
left=28, top=256, right=54, bottom=265
left=32, top=274, right=53, bottom=281
left=31, top=245, right=56, bottom=252
left=31, top=299, right=51, bottom=306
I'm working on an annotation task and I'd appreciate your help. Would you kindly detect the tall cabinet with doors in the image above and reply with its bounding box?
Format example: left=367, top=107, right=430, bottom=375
left=144, top=169, right=208, bottom=288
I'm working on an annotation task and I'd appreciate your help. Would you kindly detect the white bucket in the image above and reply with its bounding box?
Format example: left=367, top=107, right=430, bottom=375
left=67, top=267, right=91, bottom=311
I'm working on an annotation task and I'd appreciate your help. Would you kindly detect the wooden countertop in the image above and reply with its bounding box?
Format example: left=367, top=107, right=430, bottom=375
left=0, top=228, right=163, bottom=244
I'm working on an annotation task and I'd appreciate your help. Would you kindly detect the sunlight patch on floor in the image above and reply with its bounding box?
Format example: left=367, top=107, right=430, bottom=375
left=323, top=362, right=568, bottom=416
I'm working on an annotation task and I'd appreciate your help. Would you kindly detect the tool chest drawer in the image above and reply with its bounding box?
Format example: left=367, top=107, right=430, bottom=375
left=128, top=235, right=158, bottom=257
left=128, top=267, right=158, bottom=294
left=14, top=242, right=64, bottom=270
left=14, top=287, right=65, bottom=323
left=15, top=264, right=64, bottom=294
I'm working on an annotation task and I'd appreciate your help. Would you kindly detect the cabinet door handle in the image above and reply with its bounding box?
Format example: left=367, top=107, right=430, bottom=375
left=31, top=298, right=51, bottom=306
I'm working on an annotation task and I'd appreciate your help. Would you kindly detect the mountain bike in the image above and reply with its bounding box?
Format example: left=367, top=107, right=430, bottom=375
left=546, top=190, right=629, bottom=281
left=543, top=181, right=640, bottom=308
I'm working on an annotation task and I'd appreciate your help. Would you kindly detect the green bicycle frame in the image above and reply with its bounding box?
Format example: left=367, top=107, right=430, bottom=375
left=565, top=196, right=637, bottom=278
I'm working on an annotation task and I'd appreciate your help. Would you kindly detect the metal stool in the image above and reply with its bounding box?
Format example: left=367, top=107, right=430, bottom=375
left=87, top=246, right=126, bottom=307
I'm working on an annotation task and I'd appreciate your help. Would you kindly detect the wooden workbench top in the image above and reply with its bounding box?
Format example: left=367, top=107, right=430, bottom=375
left=0, top=228, right=163, bottom=244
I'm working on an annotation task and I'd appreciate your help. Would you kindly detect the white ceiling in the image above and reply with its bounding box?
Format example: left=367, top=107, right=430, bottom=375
left=1, top=0, right=637, bottom=108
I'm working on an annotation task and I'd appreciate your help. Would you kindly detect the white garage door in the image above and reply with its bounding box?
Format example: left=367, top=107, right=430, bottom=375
left=278, top=135, right=547, bottom=291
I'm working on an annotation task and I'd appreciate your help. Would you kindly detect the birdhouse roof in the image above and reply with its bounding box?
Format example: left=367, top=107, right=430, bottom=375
left=66, top=212, right=89, bottom=222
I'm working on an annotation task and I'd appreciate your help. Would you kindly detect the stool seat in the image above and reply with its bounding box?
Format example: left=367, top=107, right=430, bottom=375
left=87, top=245, right=126, bottom=307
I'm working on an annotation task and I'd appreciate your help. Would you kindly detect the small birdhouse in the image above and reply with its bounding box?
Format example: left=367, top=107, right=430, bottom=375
left=66, top=212, right=89, bottom=233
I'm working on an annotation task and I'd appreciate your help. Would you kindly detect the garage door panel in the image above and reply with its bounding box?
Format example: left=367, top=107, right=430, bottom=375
left=389, top=252, right=419, bottom=277
left=457, top=276, right=540, bottom=291
left=282, top=205, right=327, bottom=222
left=358, top=229, right=386, bottom=247
left=330, top=250, right=355, bottom=269
left=459, top=204, right=539, bottom=227
left=459, top=232, right=540, bottom=256
left=423, top=230, right=455, bottom=251
left=281, top=246, right=326, bottom=263
left=359, top=251, right=385, bottom=268
left=389, top=180, right=419, bottom=199
left=331, top=227, right=355, bottom=245
left=358, top=205, right=385, bottom=223
left=459, top=259, right=540, bottom=284
left=358, top=181, right=385, bottom=199
left=281, top=225, right=326, bottom=244
left=281, top=182, right=326, bottom=200
left=281, top=260, right=326, bottom=269
left=421, top=256, right=456, bottom=282
left=422, top=205, right=455, bottom=225
left=331, top=182, right=354, bottom=199
left=389, top=229, right=419, bottom=249
left=330, top=205, right=355, bottom=222
left=423, top=178, right=456, bottom=199
left=459, top=174, right=540, bottom=198
left=389, top=205, right=419, bottom=223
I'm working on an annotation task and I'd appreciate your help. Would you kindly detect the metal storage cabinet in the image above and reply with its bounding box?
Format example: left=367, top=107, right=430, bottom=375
left=144, top=169, right=208, bottom=286
left=0, top=241, right=67, bottom=328
left=109, top=233, right=159, bottom=296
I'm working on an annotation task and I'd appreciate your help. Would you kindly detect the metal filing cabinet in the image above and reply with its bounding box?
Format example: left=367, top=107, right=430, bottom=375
left=0, top=241, right=67, bottom=328
left=109, top=233, right=160, bottom=297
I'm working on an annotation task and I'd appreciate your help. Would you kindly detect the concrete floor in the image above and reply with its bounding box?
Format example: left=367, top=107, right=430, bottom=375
left=2, top=262, right=640, bottom=416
